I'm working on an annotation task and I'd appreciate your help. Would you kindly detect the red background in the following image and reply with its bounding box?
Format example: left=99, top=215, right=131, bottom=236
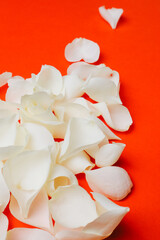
left=1, top=0, right=160, bottom=239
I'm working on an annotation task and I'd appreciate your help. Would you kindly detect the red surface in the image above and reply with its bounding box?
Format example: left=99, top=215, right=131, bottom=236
left=1, top=0, right=160, bottom=239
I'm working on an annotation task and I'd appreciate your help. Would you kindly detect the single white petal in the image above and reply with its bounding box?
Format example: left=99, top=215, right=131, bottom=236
left=84, top=76, right=121, bottom=104
left=49, top=185, right=98, bottom=228
left=61, top=151, right=94, bottom=174
left=3, top=150, right=51, bottom=218
left=23, top=122, right=54, bottom=150
left=60, top=118, right=105, bottom=161
left=0, top=163, right=10, bottom=213
left=95, top=143, right=126, bottom=167
left=36, top=65, right=63, bottom=95
left=0, top=72, right=12, bottom=87
left=83, top=192, right=129, bottom=237
left=63, top=74, right=84, bottom=99
left=6, top=228, right=56, bottom=240
left=85, top=166, right=133, bottom=200
left=55, top=230, right=102, bottom=240
left=0, top=213, right=8, bottom=240
left=99, top=6, right=123, bottom=29
left=46, top=164, right=78, bottom=197
left=9, top=189, right=53, bottom=233
left=6, top=77, right=35, bottom=104
left=65, top=38, right=100, bottom=63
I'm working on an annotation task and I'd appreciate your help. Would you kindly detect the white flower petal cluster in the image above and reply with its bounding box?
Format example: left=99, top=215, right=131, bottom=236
left=0, top=38, right=133, bottom=240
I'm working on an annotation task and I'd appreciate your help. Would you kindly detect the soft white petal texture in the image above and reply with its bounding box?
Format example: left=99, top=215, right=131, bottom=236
left=85, top=166, right=133, bottom=200
left=0, top=163, right=10, bottom=213
left=6, top=228, right=56, bottom=240
left=84, top=76, right=121, bottom=104
left=60, top=118, right=105, bottom=161
left=63, top=75, right=84, bottom=99
left=99, top=6, right=123, bottom=29
left=55, top=230, right=102, bottom=240
left=3, top=150, right=51, bottom=218
left=0, top=72, right=12, bottom=87
left=6, top=77, right=35, bottom=104
left=61, top=151, right=94, bottom=174
left=65, top=38, right=100, bottom=63
left=36, top=65, right=63, bottom=95
left=9, top=189, right=53, bottom=232
left=95, top=143, right=126, bottom=167
left=83, top=192, right=129, bottom=236
left=49, top=185, right=98, bottom=228
left=46, top=164, right=78, bottom=197
left=0, top=213, right=8, bottom=240
left=23, top=122, right=55, bottom=150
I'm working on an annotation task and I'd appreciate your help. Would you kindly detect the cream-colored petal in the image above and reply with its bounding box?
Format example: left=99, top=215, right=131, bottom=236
left=3, top=150, right=51, bottom=218
left=60, top=118, right=105, bottom=161
left=9, top=189, right=53, bottom=233
left=84, top=77, right=121, bottom=104
left=83, top=192, right=129, bottom=237
left=6, top=228, right=56, bottom=240
left=85, top=166, right=133, bottom=200
left=36, top=65, right=63, bottom=95
left=61, top=151, right=94, bottom=174
left=6, top=77, right=35, bottom=104
left=0, top=72, right=12, bottom=87
left=0, top=163, right=10, bottom=213
left=23, top=122, right=54, bottom=150
left=95, top=143, right=126, bottom=167
left=49, top=185, right=98, bottom=228
left=55, top=230, right=102, bottom=240
left=0, top=213, right=8, bottom=240
left=63, top=75, right=84, bottom=99
left=46, top=164, right=78, bottom=197
left=99, top=6, right=123, bottom=29
left=65, top=38, right=100, bottom=63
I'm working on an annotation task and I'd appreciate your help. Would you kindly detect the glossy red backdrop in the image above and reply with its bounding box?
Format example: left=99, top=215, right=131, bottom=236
left=0, top=0, right=160, bottom=239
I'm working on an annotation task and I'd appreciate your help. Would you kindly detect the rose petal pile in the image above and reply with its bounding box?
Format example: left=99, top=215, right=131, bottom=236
left=0, top=38, right=133, bottom=240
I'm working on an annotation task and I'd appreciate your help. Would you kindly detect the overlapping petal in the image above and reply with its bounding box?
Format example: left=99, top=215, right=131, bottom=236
left=0, top=162, right=10, bottom=213
left=0, top=213, right=8, bottom=240
left=0, top=72, right=12, bottom=87
left=63, top=74, right=84, bottom=99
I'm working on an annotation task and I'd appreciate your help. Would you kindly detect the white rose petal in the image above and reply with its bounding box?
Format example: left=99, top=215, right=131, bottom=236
left=65, top=38, right=100, bottom=63
left=99, top=6, right=123, bottom=29
left=0, top=72, right=12, bottom=87
left=0, top=213, right=8, bottom=240
left=49, top=185, right=98, bottom=228
left=6, top=228, right=56, bottom=240
left=0, top=163, right=10, bottom=214
left=85, top=166, right=133, bottom=200
left=63, top=74, right=84, bottom=99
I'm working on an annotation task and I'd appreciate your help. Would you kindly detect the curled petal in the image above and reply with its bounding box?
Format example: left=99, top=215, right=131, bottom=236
left=0, top=72, right=12, bottom=87
left=99, top=6, right=123, bottom=29
left=9, top=189, right=53, bottom=232
left=65, top=38, right=100, bottom=63
left=0, top=213, right=8, bottom=240
left=61, top=151, right=94, bottom=174
left=6, top=77, right=35, bottom=104
left=60, top=118, right=105, bottom=160
left=6, top=228, right=56, bottom=240
left=49, top=185, right=98, bottom=228
left=23, top=122, right=55, bottom=150
left=36, top=65, right=63, bottom=95
left=95, top=143, right=126, bottom=167
left=3, top=150, right=51, bottom=218
left=85, top=166, right=133, bottom=200
left=46, top=164, right=78, bottom=197
left=83, top=192, right=129, bottom=237
left=0, top=163, right=10, bottom=213
left=63, top=75, right=84, bottom=99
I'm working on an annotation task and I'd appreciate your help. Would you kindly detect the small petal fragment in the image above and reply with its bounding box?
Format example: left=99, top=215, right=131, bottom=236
left=0, top=213, right=8, bottom=240
left=85, top=166, right=133, bottom=200
left=95, top=143, right=126, bottom=167
left=65, top=38, right=100, bottom=63
left=0, top=72, right=12, bottom=87
left=49, top=185, right=98, bottom=228
left=9, top=189, right=53, bottom=232
left=99, top=6, right=123, bottom=29
left=6, top=228, right=56, bottom=240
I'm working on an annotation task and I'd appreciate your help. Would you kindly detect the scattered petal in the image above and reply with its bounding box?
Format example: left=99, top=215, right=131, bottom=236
left=0, top=72, right=12, bottom=87
left=65, top=38, right=100, bottom=63
left=49, top=185, right=98, bottom=228
left=85, top=166, right=133, bottom=200
left=0, top=163, right=10, bottom=213
left=63, top=74, right=84, bottom=99
left=99, top=6, right=123, bottom=29
left=0, top=213, right=8, bottom=240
